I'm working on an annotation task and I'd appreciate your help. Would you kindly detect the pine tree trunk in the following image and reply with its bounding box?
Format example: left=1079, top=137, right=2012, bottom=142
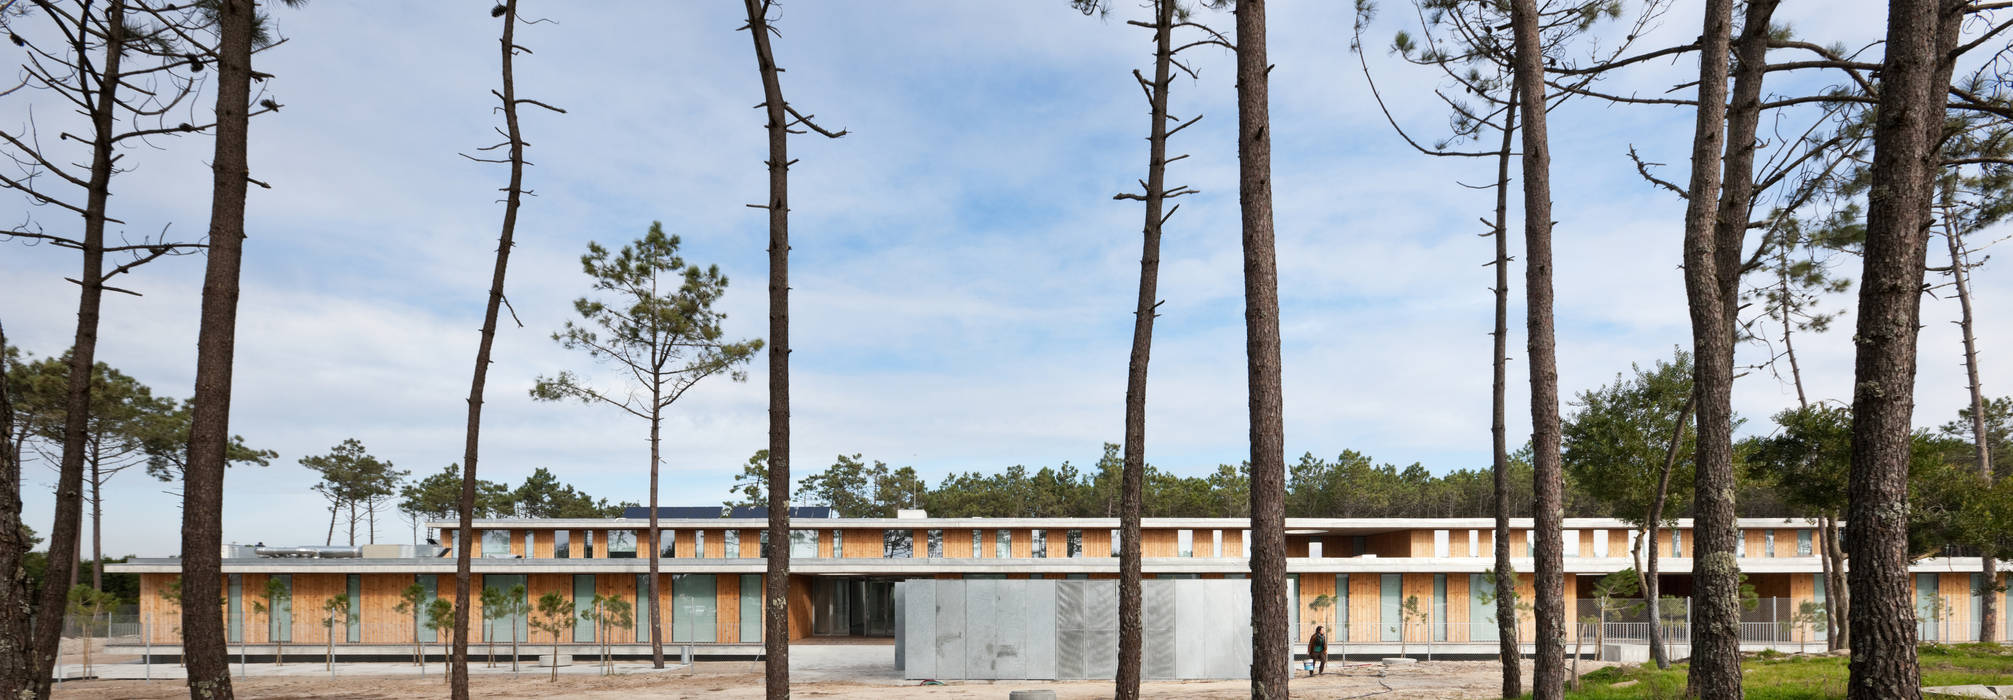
left=1698, top=5, right=1780, bottom=680
left=179, top=1, right=254, bottom=697
left=648, top=408, right=665, bottom=667
left=33, top=3, right=127, bottom=693
left=0, top=321, right=36, bottom=697
left=1646, top=394, right=1691, bottom=669
left=1230, top=1, right=1288, bottom=696
left=453, top=2, right=532, bottom=695
left=1847, top=1, right=1960, bottom=696
left=743, top=2, right=793, bottom=695
left=1947, top=221, right=1998, bottom=642
left=1490, top=85, right=1522, bottom=700
left=1505, top=0, right=1562, bottom=695
left=90, top=453, right=102, bottom=591
left=1117, top=3, right=1175, bottom=697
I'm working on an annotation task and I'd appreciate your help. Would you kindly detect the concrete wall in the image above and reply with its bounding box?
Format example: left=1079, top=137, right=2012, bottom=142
left=896, top=578, right=1251, bottom=681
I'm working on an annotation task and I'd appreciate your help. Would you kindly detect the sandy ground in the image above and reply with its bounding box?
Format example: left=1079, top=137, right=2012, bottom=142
left=50, top=659, right=1588, bottom=699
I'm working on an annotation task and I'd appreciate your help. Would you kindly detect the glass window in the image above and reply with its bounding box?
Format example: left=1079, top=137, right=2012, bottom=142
left=760, top=529, right=771, bottom=558
left=1111, top=529, right=1121, bottom=557
left=416, top=574, right=438, bottom=643
left=1212, top=530, right=1223, bottom=557
left=927, top=529, right=944, bottom=558
left=1379, top=574, right=1402, bottom=642
left=1766, top=530, right=1776, bottom=557
left=524, top=531, right=535, bottom=558
left=1178, top=530, right=1194, bottom=558
left=790, top=530, right=819, bottom=558
left=635, top=574, right=651, bottom=643
left=584, top=530, right=596, bottom=558
left=483, top=574, right=528, bottom=643
left=555, top=530, right=571, bottom=559
left=724, top=530, right=741, bottom=557
left=659, top=530, right=676, bottom=558
left=268, top=574, right=293, bottom=642
left=572, top=575, right=595, bottom=642
left=884, top=529, right=913, bottom=558
left=1797, top=530, right=1813, bottom=556
left=1432, top=574, right=1447, bottom=642
left=483, top=530, right=513, bottom=558
left=1067, top=529, right=1083, bottom=558
left=672, top=574, right=718, bottom=642
left=1671, top=530, right=1683, bottom=557
left=739, top=574, right=762, bottom=643
left=346, top=574, right=362, bottom=642
left=1031, top=530, right=1048, bottom=558
left=1242, top=530, right=1252, bottom=555
left=227, top=574, right=242, bottom=643
left=695, top=530, right=708, bottom=559
left=607, top=530, right=637, bottom=559
left=996, top=530, right=1012, bottom=558
left=831, top=530, right=843, bottom=557
left=973, top=530, right=984, bottom=557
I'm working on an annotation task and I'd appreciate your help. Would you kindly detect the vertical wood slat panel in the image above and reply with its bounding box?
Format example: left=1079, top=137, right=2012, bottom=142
left=361, top=573, right=416, bottom=643
left=1083, top=529, right=1112, bottom=558
left=706, top=530, right=729, bottom=558
left=787, top=576, right=812, bottom=640
left=1445, top=574, right=1471, bottom=642
left=716, top=574, right=740, bottom=643
left=1010, top=529, right=1034, bottom=558
left=944, top=528, right=975, bottom=558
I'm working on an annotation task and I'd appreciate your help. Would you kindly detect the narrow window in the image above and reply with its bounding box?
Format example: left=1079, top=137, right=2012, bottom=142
left=1212, top=530, right=1223, bottom=557
left=1111, top=529, right=1121, bottom=557
left=1432, top=574, right=1448, bottom=642
left=524, top=531, right=535, bottom=558
left=1031, top=530, right=1048, bottom=558
left=1765, top=530, right=1776, bottom=557
left=1671, top=530, right=1683, bottom=557
left=723, top=530, right=740, bottom=558
left=973, top=530, right=984, bottom=558
left=661, top=530, right=677, bottom=558
left=346, top=574, right=362, bottom=642
left=789, top=530, right=819, bottom=558
left=1177, top=530, right=1194, bottom=558
left=759, top=529, right=771, bottom=558
left=227, top=574, right=243, bottom=643
left=584, top=530, right=596, bottom=558
left=694, top=530, right=707, bottom=559
left=996, top=530, right=1012, bottom=558
left=1797, top=530, right=1813, bottom=556
left=831, top=530, right=843, bottom=557
left=927, top=529, right=944, bottom=558
left=572, top=574, right=595, bottom=642
left=555, top=530, right=571, bottom=559
left=1066, top=529, right=1083, bottom=558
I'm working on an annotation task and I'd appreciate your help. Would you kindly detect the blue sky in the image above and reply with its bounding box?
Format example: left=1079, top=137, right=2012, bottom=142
left=5, top=1, right=2003, bottom=556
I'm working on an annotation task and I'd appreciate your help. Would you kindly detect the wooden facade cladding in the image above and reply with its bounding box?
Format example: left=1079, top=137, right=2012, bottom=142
left=1140, top=529, right=1178, bottom=557
left=1083, top=528, right=1112, bottom=558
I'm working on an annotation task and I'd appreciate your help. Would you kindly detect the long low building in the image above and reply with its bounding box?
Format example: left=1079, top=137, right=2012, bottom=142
left=107, top=514, right=2012, bottom=659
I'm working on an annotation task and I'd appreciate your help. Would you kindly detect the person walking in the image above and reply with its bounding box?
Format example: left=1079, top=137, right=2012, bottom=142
left=1309, top=625, right=1329, bottom=676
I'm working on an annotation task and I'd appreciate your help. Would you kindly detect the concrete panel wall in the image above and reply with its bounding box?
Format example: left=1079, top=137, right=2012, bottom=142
left=901, top=578, right=1247, bottom=681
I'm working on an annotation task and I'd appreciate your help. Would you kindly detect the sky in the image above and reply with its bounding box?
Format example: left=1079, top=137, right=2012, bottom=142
left=4, top=1, right=2005, bottom=558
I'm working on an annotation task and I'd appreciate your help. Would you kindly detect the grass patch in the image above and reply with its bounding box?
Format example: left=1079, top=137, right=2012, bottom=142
left=1533, top=644, right=2013, bottom=700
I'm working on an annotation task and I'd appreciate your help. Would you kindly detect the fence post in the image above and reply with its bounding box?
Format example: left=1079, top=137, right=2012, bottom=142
left=145, top=619, right=152, bottom=681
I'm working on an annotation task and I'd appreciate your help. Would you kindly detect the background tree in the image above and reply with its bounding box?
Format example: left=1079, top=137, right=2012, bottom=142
left=531, top=223, right=759, bottom=668
left=254, top=576, right=291, bottom=666
left=399, top=463, right=514, bottom=539
left=394, top=582, right=428, bottom=671
left=580, top=593, right=631, bottom=676
left=1560, top=348, right=1695, bottom=668
left=1744, top=403, right=1854, bottom=649
left=299, top=439, right=408, bottom=546
left=10, top=354, right=172, bottom=591
left=140, top=398, right=276, bottom=496
left=739, top=2, right=846, bottom=693
left=320, top=593, right=351, bottom=671
left=511, top=467, right=623, bottom=518
left=1845, top=1, right=1962, bottom=696
left=63, top=584, right=117, bottom=678
left=423, top=598, right=454, bottom=681
left=479, top=585, right=507, bottom=668
left=530, top=592, right=571, bottom=682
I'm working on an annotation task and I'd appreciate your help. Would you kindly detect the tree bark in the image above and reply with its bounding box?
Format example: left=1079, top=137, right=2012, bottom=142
left=1946, top=216, right=1997, bottom=642
left=1231, top=2, right=1288, bottom=697
left=1506, top=0, right=1562, bottom=696
left=33, top=3, right=127, bottom=693
left=1819, top=514, right=1848, bottom=649
left=1846, top=1, right=1960, bottom=697
left=453, top=1, right=532, bottom=695
left=744, top=2, right=793, bottom=696
left=1689, top=1, right=1779, bottom=695
left=1116, top=3, right=1175, bottom=698
left=180, top=1, right=255, bottom=697
left=90, top=451, right=102, bottom=591
left=0, top=321, right=37, bottom=697
left=647, top=407, right=664, bottom=667
left=1489, top=83, right=1523, bottom=700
